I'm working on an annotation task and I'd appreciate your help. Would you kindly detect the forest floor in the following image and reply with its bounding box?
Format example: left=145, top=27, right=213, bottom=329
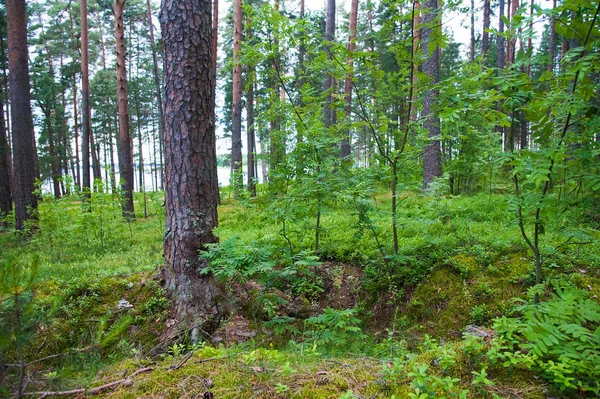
left=1, top=189, right=599, bottom=398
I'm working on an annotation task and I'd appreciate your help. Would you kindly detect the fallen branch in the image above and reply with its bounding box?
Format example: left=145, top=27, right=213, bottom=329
left=4, top=346, right=99, bottom=369
left=168, top=351, right=194, bottom=371
left=23, top=367, right=153, bottom=397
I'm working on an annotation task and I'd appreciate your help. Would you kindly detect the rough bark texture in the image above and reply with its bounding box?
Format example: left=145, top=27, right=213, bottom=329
left=482, top=0, right=490, bottom=56
left=161, top=0, right=222, bottom=340
left=146, top=0, right=164, bottom=188
left=420, top=0, right=442, bottom=190
left=7, top=0, right=37, bottom=230
left=115, top=0, right=135, bottom=218
left=80, top=0, right=91, bottom=192
left=0, top=95, right=11, bottom=217
left=231, top=0, right=243, bottom=190
left=341, top=0, right=358, bottom=160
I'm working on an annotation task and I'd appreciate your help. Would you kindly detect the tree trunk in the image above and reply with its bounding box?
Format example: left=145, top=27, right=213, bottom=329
left=470, top=0, right=475, bottom=62
left=341, top=0, right=358, bottom=161
left=322, top=0, right=336, bottom=130
left=482, top=0, right=490, bottom=56
left=498, top=0, right=505, bottom=69
left=231, top=0, right=243, bottom=192
left=7, top=0, right=38, bottom=230
left=0, top=27, right=13, bottom=195
left=146, top=0, right=164, bottom=189
left=0, top=95, right=11, bottom=217
left=161, top=0, right=223, bottom=340
left=80, top=0, right=91, bottom=193
left=247, top=66, right=256, bottom=196
left=115, top=0, right=135, bottom=219
left=548, top=0, right=556, bottom=72
left=421, top=0, right=442, bottom=190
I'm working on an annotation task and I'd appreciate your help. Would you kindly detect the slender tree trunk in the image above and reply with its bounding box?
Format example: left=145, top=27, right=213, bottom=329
left=341, top=0, right=358, bottom=161
left=146, top=0, right=164, bottom=189
left=247, top=65, right=256, bottom=196
left=498, top=0, right=505, bottom=69
left=0, top=96, right=11, bottom=217
left=90, top=128, right=102, bottom=186
left=0, top=28, right=13, bottom=195
left=470, top=0, right=475, bottom=62
left=548, top=0, right=556, bottom=72
left=231, top=0, right=243, bottom=192
left=482, top=0, right=490, bottom=57
left=115, top=0, right=135, bottom=218
left=80, top=0, right=92, bottom=193
left=7, top=0, right=38, bottom=230
left=161, top=0, right=222, bottom=340
left=421, top=0, right=442, bottom=190
left=322, top=0, right=336, bottom=130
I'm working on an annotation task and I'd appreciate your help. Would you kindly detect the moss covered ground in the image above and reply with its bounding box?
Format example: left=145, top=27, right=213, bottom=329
left=1, top=189, right=599, bottom=398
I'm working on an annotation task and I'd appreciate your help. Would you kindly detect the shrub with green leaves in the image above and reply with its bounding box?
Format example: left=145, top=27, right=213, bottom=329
left=490, top=280, right=600, bottom=395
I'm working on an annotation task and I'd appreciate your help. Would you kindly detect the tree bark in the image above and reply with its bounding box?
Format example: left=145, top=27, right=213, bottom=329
left=231, top=0, right=243, bottom=192
left=421, top=0, right=442, bottom=190
left=548, top=0, right=556, bottom=72
left=498, top=0, right=505, bottom=69
left=115, top=0, right=135, bottom=219
left=161, top=0, right=223, bottom=340
left=341, top=0, right=358, bottom=161
left=0, top=95, right=11, bottom=217
left=80, top=0, right=91, bottom=193
left=6, top=0, right=38, bottom=230
left=470, top=0, right=475, bottom=62
left=482, top=0, right=490, bottom=56
left=247, top=66, right=256, bottom=196
left=322, top=0, right=336, bottom=130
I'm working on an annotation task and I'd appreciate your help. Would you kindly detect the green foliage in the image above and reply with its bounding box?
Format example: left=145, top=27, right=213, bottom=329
left=304, top=308, right=366, bottom=352
left=491, top=281, right=600, bottom=395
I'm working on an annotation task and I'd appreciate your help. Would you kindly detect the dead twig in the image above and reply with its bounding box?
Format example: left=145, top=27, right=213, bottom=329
left=168, top=351, right=194, bottom=371
left=22, top=366, right=153, bottom=397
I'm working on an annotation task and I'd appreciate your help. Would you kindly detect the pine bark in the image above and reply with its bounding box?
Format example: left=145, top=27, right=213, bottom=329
left=6, top=0, right=38, bottom=230
left=115, top=0, right=135, bottom=219
left=341, top=0, right=358, bottom=160
left=80, top=0, right=92, bottom=192
left=161, top=0, right=222, bottom=339
left=548, top=0, right=556, bottom=72
left=231, top=0, right=243, bottom=191
left=421, top=0, right=442, bottom=190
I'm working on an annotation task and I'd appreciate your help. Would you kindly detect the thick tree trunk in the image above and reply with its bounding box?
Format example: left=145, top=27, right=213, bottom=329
left=421, top=0, right=442, bottom=190
left=0, top=96, right=11, bottom=217
left=80, top=0, right=91, bottom=192
left=482, top=0, right=490, bottom=56
left=341, top=0, right=358, bottom=161
left=231, top=0, right=243, bottom=191
left=7, top=0, right=38, bottom=230
left=146, top=0, right=164, bottom=189
left=115, top=0, right=135, bottom=219
left=161, top=0, right=223, bottom=340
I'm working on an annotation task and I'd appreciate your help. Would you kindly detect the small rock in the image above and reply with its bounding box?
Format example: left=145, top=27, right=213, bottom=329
left=127, top=282, right=134, bottom=289
left=117, top=299, right=133, bottom=310
left=463, top=325, right=493, bottom=338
